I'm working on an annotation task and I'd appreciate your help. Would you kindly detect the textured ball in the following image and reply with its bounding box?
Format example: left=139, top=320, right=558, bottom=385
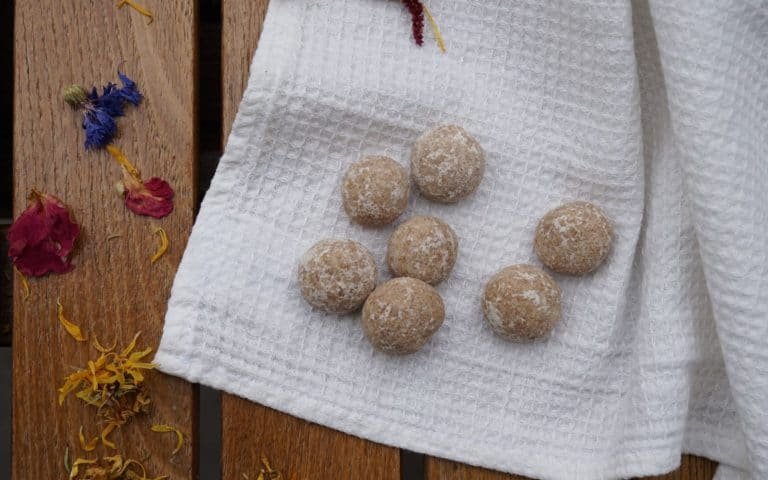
left=411, top=124, right=485, bottom=203
left=387, top=216, right=458, bottom=285
left=298, top=239, right=377, bottom=313
left=534, top=201, right=613, bottom=275
left=342, top=155, right=410, bottom=226
left=362, top=277, right=445, bottom=354
left=482, top=264, right=561, bottom=342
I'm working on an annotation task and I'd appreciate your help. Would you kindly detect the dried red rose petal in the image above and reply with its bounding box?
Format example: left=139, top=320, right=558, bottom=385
left=120, top=170, right=174, bottom=219
left=7, top=190, right=81, bottom=277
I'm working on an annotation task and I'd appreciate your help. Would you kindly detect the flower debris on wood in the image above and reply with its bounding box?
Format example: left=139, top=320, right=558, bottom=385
left=58, top=332, right=155, bottom=449
left=7, top=190, right=81, bottom=277
left=64, top=71, right=142, bottom=150
left=242, top=456, right=285, bottom=480
left=108, top=146, right=175, bottom=219
left=67, top=453, right=167, bottom=480
left=402, top=0, right=446, bottom=52
left=116, top=0, right=154, bottom=24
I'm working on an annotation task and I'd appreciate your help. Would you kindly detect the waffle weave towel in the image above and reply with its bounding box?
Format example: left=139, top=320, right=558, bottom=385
left=155, top=1, right=768, bottom=478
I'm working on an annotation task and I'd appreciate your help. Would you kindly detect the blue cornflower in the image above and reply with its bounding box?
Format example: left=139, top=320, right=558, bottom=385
left=63, top=71, right=143, bottom=149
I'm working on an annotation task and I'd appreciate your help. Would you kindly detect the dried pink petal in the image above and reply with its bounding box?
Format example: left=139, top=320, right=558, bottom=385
left=121, top=171, right=175, bottom=219
left=7, top=190, right=81, bottom=277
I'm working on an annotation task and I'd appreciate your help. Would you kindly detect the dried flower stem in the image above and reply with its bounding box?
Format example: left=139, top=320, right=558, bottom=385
left=106, top=145, right=141, bottom=181
left=151, top=227, right=169, bottom=264
left=422, top=4, right=446, bottom=53
left=14, top=266, right=30, bottom=301
left=116, top=0, right=154, bottom=24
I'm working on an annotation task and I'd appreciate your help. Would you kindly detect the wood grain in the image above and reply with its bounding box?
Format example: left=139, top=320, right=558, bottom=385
left=425, top=454, right=718, bottom=479
left=12, top=1, right=196, bottom=479
left=219, top=1, right=400, bottom=478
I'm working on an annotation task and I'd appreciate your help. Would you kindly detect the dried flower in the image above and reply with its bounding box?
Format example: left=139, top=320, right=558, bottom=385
left=402, top=0, right=424, bottom=46
left=150, top=424, right=184, bottom=455
left=7, top=190, right=81, bottom=277
left=243, top=456, right=285, bottom=480
left=401, top=1, right=446, bottom=52
left=107, top=146, right=175, bottom=219
left=150, top=227, right=169, bottom=263
left=122, top=175, right=175, bottom=219
left=79, top=426, right=99, bottom=452
left=58, top=299, right=87, bottom=342
left=116, top=0, right=154, bottom=24
left=14, top=266, right=31, bottom=301
left=59, top=332, right=155, bottom=447
left=64, top=71, right=142, bottom=150
left=68, top=454, right=167, bottom=480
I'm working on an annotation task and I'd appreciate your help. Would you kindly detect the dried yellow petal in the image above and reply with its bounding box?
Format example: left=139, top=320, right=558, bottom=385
left=78, top=426, right=99, bottom=452
left=57, top=299, right=87, bottom=342
left=69, top=457, right=97, bottom=480
left=150, top=227, right=169, bottom=264
left=93, top=336, right=116, bottom=353
left=151, top=424, right=184, bottom=455
left=116, top=0, right=154, bottom=24
left=14, top=266, right=30, bottom=301
left=101, top=422, right=118, bottom=449
left=423, top=4, right=447, bottom=53
left=106, top=145, right=141, bottom=180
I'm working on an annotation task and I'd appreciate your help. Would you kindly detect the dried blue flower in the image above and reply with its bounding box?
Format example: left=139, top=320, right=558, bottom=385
left=64, top=71, right=142, bottom=149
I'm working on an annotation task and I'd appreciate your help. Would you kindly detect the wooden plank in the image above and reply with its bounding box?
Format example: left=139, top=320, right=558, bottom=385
left=12, top=1, right=197, bottom=479
left=219, top=1, right=400, bottom=477
left=425, top=454, right=718, bottom=479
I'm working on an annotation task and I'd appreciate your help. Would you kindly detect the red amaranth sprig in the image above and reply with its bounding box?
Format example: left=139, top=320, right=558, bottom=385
left=402, top=0, right=425, bottom=46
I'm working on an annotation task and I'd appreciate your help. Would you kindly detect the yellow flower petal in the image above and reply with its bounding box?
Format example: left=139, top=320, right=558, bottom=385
left=14, top=266, right=30, bottom=301
left=151, top=227, right=169, bottom=264
left=151, top=424, right=185, bottom=455
left=57, top=299, right=87, bottom=342
left=116, top=0, right=154, bottom=24
left=78, top=426, right=99, bottom=452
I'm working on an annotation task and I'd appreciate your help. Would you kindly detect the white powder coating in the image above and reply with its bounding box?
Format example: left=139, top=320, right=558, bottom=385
left=387, top=216, right=458, bottom=285
left=342, top=155, right=410, bottom=226
left=362, top=277, right=445, bottom=354
left=482, top=264, right=561, bottom=342
left=535, top=201, right=613, bottom=275
left=411, top=125, right=485, bottom=203
left=298, top=239, right=377, bottom=313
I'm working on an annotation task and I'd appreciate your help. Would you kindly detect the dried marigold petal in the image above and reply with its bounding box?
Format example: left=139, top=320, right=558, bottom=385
left=151, top=227, right=169, bottom=264
left=151, top=424, right=184, bottom=455
left=79, top=426, right=99, bottom=452
left=116, top=0, right=154, bottom=24
left=7, top=190, right=80, bottom=277
left=14, top=266, right=30, bottom=301
left=58, top=299, right=87, bottom=342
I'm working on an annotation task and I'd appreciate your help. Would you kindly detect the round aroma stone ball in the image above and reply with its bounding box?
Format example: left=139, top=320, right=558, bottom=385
left=342, top=155, right=410, bottom=227
left=482, top=264, right=561, bottom=342
left=362, top=277, right=445, bottom=354
left=298, top=239, right=377, bottom=314
left=387, top=216, right=458, bottom=285
left=534, top=201, right=613, bottom=275
left=411, top=124, right=485, bottom=203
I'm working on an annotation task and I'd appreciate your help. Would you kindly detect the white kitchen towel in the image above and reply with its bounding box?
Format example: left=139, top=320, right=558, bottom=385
left=155, top=1, right=768, bottom=478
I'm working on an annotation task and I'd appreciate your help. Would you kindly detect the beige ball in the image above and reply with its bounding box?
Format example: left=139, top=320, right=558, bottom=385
left=362, top=277, right=445, bottom=354
left=342, top=155, right=410, bottom=226
left=298, top=239, right=377, bottom=313
left=387, top=216, right=458, bottom=285
left=411, top=124, right=485, bottom=203
left=534, top=201, right=613, bottom=275
left=482, top=264, right=561, bottom=342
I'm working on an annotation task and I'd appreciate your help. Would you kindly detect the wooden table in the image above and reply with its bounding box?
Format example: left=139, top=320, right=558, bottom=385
left=8, top=1, right=718, bottom=478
